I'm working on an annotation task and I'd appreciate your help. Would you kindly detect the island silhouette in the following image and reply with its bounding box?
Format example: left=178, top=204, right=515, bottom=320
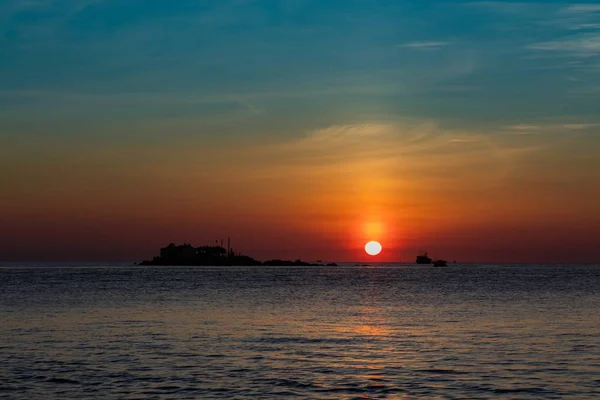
left=138, top=242, right=338, bottom=267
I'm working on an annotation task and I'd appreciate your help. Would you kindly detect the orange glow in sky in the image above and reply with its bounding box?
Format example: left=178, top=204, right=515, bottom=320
left=2, top=122, right=599, bottom=262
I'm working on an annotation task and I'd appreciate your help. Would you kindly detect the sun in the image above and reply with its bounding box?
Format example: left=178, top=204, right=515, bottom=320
left=365, top=241, right=382, bottom=256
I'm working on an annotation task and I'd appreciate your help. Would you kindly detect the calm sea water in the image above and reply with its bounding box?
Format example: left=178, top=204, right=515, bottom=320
left=1, top=264, right=599, bottom=399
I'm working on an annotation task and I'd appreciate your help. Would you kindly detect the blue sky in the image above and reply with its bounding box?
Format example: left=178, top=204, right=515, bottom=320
left=2, top=0, right=600, bottom=136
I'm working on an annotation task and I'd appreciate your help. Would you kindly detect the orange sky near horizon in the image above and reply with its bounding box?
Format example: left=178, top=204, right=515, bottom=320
left=2, top=121, right=599, bottom=263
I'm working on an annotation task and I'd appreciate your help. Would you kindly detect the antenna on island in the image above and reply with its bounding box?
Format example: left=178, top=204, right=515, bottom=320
left=228, top=237, right=231, bottom=256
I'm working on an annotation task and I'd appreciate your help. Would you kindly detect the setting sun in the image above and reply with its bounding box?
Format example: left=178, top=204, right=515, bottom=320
left=365, top=241, right=382, bottom=256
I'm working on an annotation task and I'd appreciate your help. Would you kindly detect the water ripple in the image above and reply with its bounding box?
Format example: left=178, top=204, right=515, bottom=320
left=0, top=264, right=599, bottom=399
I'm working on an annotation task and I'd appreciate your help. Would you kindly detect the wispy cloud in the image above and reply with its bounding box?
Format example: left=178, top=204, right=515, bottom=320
left=401, top=41, right=450, bottom=50
left=568, top=23, right=600, bottom=30
left=505, top=124, right=543, bottom=133
left=502, top=123, right=598, bottom=134
left=266, top=121, right=538, bottom=166
left=448, top=138, right=481, bottom=143
left=273, top=123, right=438, bottom=163
left=235, top=121, right=548, bottom=200
left=563, top=5, right=600, bottom=13
left=510, top=2, right=599, bottom=79
left=527, top=33, right=600, bottom=56
left=556, top=3, right=600, bottom=30
left=562, top=123, right=598, bottom=130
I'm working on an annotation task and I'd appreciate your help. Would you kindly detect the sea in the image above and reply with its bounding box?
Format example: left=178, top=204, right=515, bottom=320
left=1, top=263, right=599, bottom=399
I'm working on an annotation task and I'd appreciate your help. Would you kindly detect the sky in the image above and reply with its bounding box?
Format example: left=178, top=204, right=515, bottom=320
left=1, top=0, right=599, bottom=262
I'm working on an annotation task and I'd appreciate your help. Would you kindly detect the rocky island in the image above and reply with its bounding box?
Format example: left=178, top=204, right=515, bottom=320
left=138, top=242, right=337, bottom=267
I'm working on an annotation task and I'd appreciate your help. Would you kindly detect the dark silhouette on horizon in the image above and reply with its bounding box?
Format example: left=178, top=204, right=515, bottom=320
left=416, top=252, right=433, bottom=264
left=138, top=242, right=338, bottom=267
left=416, top=252, right=448, bottom=267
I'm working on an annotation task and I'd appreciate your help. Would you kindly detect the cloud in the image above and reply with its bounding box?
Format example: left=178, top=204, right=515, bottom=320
left=505, top=124, right=543, bottom=133
left=562, top=123, right=598, bottom=130
left=271, top=123, right=436, bottom=163
left=516, top=3, right=600, bottom=72
left=554, top=3, right=600, bottom=31
left=306, top=124, right=397, bottom=142
left=401, top=41, right=450, bottom=49
left=569, top=23, right=600, bottom=30
left=527, top=33, right=600, bottom=56
left=563, top=5, right=600, bottom=13
left=245, top=121, right=537, bottom=187
left=502, top=123, right=598, bottom=134
left=448, top=138, right=481, bottom=143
